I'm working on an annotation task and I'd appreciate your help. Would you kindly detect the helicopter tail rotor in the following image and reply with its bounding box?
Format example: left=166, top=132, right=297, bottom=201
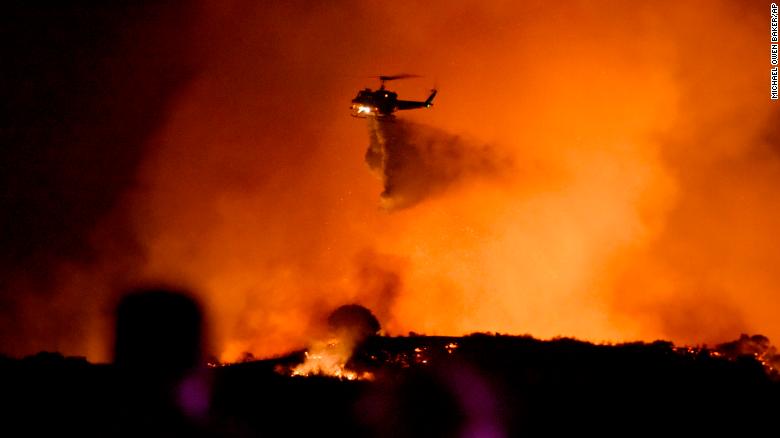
left=424, top=89, right=438, bottom=107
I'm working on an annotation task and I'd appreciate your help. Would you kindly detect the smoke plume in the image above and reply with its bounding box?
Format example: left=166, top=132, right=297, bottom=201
left=2, top=1, right=780, bottom=363
left=365, top=118, right=509, bottom=210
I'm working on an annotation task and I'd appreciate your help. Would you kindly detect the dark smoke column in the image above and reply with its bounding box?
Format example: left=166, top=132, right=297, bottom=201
left=365, top=117, right=507, bottom=210
left=0, top=3, right=199, bottom=358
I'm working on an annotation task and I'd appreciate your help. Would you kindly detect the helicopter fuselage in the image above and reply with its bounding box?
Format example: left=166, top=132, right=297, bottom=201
left=350, top=86, right=436, bottom=118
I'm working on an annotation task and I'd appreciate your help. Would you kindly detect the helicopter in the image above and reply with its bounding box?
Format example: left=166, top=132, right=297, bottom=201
left=350, top=74, right=437, bottom=118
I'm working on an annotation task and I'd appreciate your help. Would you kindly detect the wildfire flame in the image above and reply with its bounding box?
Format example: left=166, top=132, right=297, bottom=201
left=289, top=337, right=373, bottom=381
left=672, top=334, right=780, bottom=379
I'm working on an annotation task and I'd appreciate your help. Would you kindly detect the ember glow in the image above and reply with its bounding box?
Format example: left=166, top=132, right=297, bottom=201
left=2, top=1, right=779, bottom=363
left=289, top=337, right=372, bottom=381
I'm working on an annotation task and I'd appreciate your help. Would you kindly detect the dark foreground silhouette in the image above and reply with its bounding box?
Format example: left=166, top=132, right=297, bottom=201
left=2, top=332, right=778, bottom=437
left=1, top=289, right=778, bottom=437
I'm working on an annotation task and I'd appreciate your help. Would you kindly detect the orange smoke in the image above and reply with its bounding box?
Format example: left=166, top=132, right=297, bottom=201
left=11, top=0, right=779, bottom=362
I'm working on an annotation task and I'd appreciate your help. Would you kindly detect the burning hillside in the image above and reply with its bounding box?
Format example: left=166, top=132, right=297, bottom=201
left=264, top=304, right=780, bottom=383
left=276, top=332, right=780, bottom=383
left=8, top=329, right=777, bottom=437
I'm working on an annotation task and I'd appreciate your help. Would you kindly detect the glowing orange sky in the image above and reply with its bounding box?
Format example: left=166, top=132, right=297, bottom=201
left=26, top=0, right=779, bottom=362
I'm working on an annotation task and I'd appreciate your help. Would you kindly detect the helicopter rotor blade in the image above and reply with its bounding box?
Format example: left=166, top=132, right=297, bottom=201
left=375, top=73, right=421, bottom=82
